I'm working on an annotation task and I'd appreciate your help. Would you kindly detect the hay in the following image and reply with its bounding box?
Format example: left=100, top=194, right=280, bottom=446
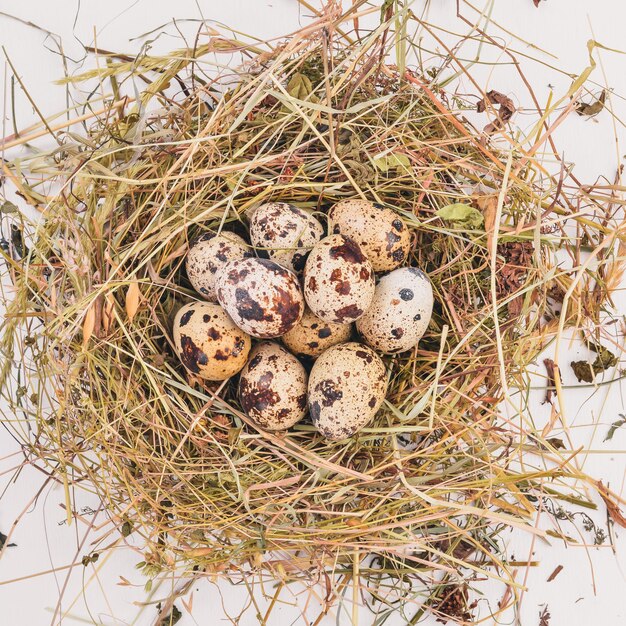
left=1, top=2, right=625, bottom=622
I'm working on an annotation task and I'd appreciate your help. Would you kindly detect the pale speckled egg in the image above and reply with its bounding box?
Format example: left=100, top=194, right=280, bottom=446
left=215, top=257, right=304, bottom=338
left=282, top=307, right=352, bottom=358
left=328, top=199, right=411, bottom=271
left=250, top=202, right=324, bottom=274
left=186, top=232, right=252, bottom=302
left=173, top=302, right=251, bottom=381
left=356, top=267, right=433, bottom=354
left=308, top=342, right=387, bottom=440
left=238, top=342, right=308, bottom=431
left=303, top=234, right=375, bottom=324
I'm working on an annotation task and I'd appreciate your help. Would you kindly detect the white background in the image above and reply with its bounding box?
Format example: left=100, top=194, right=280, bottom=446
left=2, top=1, right=626, bottom=624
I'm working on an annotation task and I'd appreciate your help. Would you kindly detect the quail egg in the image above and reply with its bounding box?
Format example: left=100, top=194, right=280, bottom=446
left=308, top=342, right=387, bottom=440
left=328, top=199, right=410, bottom=271
left=250, top=202, right=324, bottom=274
left=215, top=257, right=304, bottom=338
left=238, top=342, right=308, bottom=430
left=356, top=267, right=433, bottom=353
left=186, top=232, right=252, bottom=302
left=282, top=307, right=352, bottom=358
left=173, top=301, right=251, bottom=380
left=303, top=234, right=375, bottom=324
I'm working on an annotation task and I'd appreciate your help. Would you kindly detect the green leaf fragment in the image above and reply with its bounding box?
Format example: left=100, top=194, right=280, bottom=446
left=436, top=203, right=484, bottom=228
left=372, top=152, right=411, bottom=173
left=571, top=344, right=618, bottom=383
left=286, top=72, right=314, bottom=100
left=0, top=201, right=19, bottom=214
left=604, top=415, right=626, bottom=442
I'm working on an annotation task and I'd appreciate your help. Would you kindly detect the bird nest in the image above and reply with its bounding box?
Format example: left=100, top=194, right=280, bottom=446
left=1, top=3, right=624, bottom=623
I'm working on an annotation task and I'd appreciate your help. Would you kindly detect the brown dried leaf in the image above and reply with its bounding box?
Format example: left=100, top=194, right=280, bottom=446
left=596, top=480, right=626, bottom=528
left=543, top=358, right=561, bottom=404
left=477, top=90, right=516, bottom=133
left=125, top=281, right=141, bottom=322
left=570, top=360, right=595, bottom=383
left=575, top=89, right=606, bottom=117
left=82, top=303, right=96, bottom=348
left=475, top=194, right=498, bottom=253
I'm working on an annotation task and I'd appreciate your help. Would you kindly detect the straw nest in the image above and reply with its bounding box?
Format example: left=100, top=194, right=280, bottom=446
left=1, top=2, right=625, bottom=622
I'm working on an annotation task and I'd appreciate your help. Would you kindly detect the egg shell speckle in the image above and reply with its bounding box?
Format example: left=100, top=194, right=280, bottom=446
left=173, top=302, right=251, bottom=380
left=186, top=232, right=252, bottom=302
left=303, top=234, right=375, bottom=324
left=328, top=199, right=410, bottom=272
left=238, top=342, right=308, bottom=431
left=250, top=202, right=324, bottom=274
left=216, top=257, right=305, bottom=338
left=282, top=307, right=352, bottom=358
left=356, top=267, right=433, bottom=353
left=308, top=342, right=387, bottom=440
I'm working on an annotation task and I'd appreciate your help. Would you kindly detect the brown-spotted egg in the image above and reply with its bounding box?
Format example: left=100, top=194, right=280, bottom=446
left=238, top=342, right=308, bottom=431
left=173, top=301, right=251, bottom=380
left=250, top=202, right=324, bottom=274
left=308, top=342, right=387, bottom=440
left=215, top=257, right=304, bottom=338
left=328, top=199, right=410, bottom=271
left=282, top=307, right=352, bottom=358
left=303, top=234, right=375, bottom=324
left=186, top=232, right=252, bottom=302
left=356, top=267, right=433, bottom=354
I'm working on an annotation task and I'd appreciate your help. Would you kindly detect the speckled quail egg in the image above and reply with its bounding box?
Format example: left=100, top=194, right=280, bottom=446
left=250, top=202, right=324, bottom=274
left=328, top=199, right=411, bottom=272
left=356, top=267, right=433, bottom=354
left=303, top=234, right=375, bottom=324
left=308, top=342, right=387, bottom=440
left=282, top=307, right=352, bottom=358
left=186, top=232, right=252, bottom=302
left=215, top=257, right=304, bottom=338
left=238, top=342, right=308, bottom=431
left=173, top=301, right=251, bottom=380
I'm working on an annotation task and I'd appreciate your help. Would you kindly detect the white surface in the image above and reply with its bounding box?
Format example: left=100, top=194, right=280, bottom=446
left=1, top=1, right=626, bottom=625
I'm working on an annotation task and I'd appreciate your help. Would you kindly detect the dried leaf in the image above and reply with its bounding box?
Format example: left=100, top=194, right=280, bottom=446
left=575, top=89, right=606, bottom=117
left=286, top=72, right=314, bottom=100
left=0, top=530, right=16, bottom=548
left=477, top=90, right=516, bottom=133
left=372, top=152, right=411, bottom=173
left=571, top=344, right=617, bottom=382
left=571, top=360, right=595, bottom=383
left=121, top=521, right=133, bottom=537
left=475, top=194, right=498, bottom=252
left=436, top=203, right=484, bottom=229
left=596, top=481, right=626, bottom=528
left=539, top=606, right=551, bottom=626
left=82, top=304, right=96, bottom=348
left=546, top=437, right=565, bottom=450
left=542, top=358, right=561, bottom=404
left=533, top=0, right=541, bottom=6
left=604, top=415, right=626, bottom=442
left=157, top=604, right=182, bottom=626
left=125, top=281, right=141, bottom=322
left=0, top=200, right=18, bottom=214
left=590, top=344, right=618, bottom=370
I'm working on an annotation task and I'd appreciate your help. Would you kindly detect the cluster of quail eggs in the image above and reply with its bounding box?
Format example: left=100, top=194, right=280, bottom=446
left=172, top=199, right=434, bottom=440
